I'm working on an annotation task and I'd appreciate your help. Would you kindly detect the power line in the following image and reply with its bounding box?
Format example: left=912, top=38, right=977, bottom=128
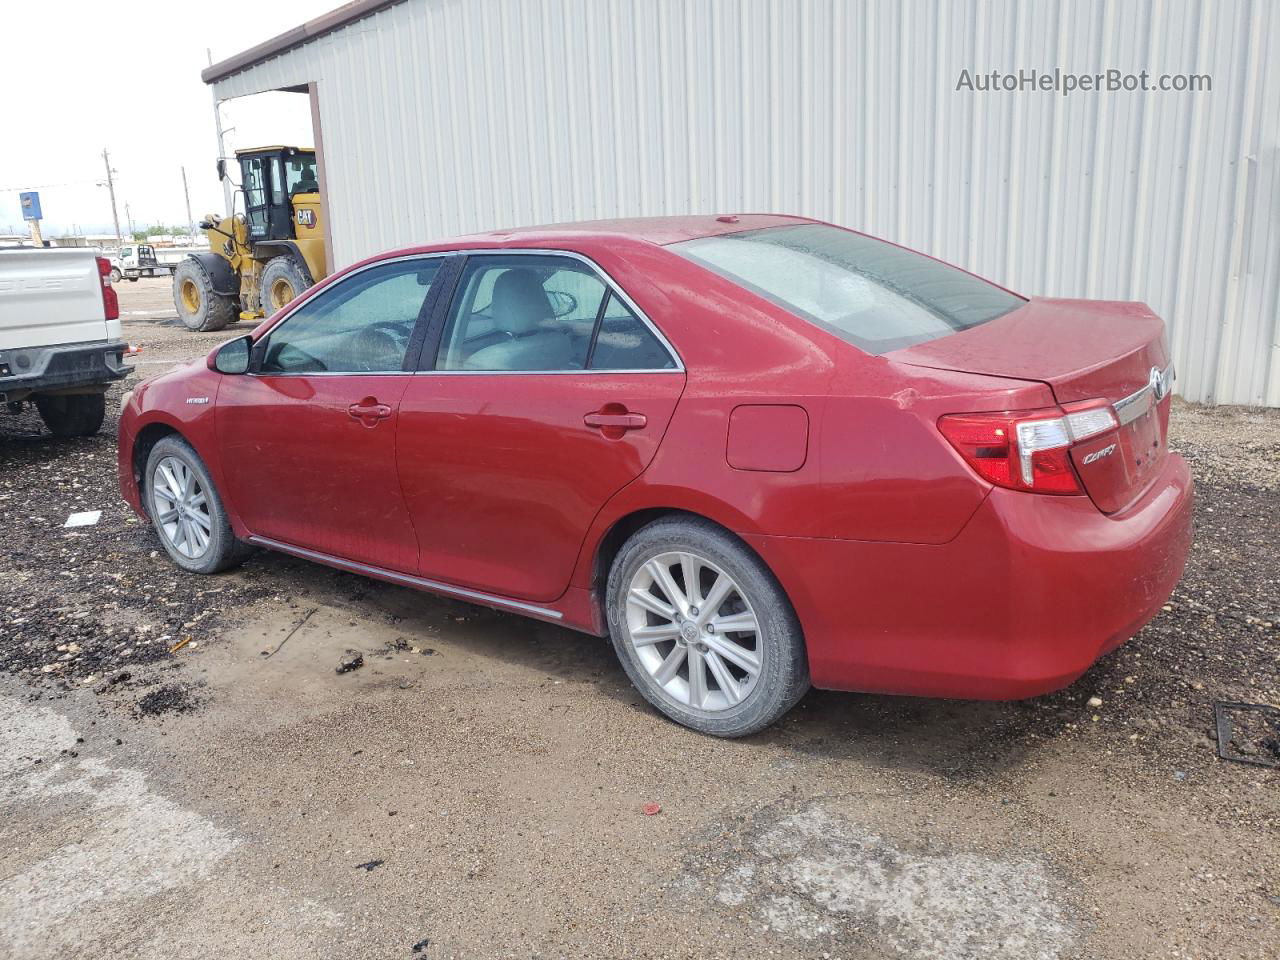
left=0, top=178, right=104, bottom=192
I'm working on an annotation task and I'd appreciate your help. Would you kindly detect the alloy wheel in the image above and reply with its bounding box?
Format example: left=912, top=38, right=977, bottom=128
left=151, top=456, right=213, bottom=560
left=624, top=550, right=763, bottom=712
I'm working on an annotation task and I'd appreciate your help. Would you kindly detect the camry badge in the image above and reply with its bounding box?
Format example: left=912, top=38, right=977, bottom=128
left=1082, top=443, right=1117, bottom=466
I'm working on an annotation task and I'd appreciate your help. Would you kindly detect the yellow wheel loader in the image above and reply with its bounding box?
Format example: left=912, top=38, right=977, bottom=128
left=174, top=146, right=326, bottom=332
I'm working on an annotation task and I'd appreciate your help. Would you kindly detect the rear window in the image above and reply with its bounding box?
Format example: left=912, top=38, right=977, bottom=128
left=671, top=224, right=1024, bottom=354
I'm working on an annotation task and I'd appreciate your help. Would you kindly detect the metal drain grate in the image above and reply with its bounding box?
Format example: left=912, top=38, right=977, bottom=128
left=1214, top=701, right=1280, bottom=768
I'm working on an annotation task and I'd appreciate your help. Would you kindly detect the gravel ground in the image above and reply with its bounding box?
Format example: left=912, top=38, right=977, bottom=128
left=1, top=277, right=1276, bottom=959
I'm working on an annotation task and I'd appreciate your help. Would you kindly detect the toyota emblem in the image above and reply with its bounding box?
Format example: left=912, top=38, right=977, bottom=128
left=1149, top=366, right=1170, bottom=402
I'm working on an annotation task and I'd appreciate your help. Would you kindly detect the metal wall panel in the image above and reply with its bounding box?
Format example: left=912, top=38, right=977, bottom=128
left=213, top=0, right=1280, bottom=405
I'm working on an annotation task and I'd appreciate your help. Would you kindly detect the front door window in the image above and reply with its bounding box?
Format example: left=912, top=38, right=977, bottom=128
left=260, top=258, right=442, bottom=374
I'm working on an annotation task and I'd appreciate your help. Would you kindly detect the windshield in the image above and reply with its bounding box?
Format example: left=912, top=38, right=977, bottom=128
left=671, top=224, right=1025, bottom=354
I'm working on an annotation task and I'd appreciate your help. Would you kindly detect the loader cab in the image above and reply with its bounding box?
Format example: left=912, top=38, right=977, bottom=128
left=234, top=146, right=317, bottom=243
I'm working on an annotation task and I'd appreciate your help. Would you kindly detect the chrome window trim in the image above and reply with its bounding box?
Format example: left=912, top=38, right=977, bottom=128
left=251, top=252, right=451, bottom=377
left=1113, top=364, right=1176, bottom=426
left=244, top=368, right=685, bottom=378
left=246, top=535, right=564, bottom=621
left=411, top=368, right=684, bottom=377
left=431, top=247, right=685, bottom=374
left=251, top=247, right=685, bottom=377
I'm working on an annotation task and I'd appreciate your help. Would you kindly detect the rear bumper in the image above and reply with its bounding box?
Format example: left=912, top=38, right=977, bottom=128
left=0, top=339, right=128, bottom=401
left=749, top=452, right=1194, bottom=699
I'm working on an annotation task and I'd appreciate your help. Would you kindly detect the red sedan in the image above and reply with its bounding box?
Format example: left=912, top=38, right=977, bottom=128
left=118, top=215, right=1192, bottom=736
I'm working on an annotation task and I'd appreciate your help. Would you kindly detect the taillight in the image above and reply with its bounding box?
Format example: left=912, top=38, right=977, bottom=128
left=95, top=256, right=119, bottom=321
left=938, top=403, right=1118, bottom=495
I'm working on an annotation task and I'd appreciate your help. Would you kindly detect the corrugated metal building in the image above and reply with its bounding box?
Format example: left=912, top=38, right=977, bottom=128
left=205, top=0, right=1280, bottom=405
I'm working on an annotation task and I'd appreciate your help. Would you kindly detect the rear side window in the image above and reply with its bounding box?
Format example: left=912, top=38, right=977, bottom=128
left=433, top=255, right=678, bottom=372
left=588, top=294, right=677, bottom=371
left=671, top=224, right=1024, bottom=354
left=435, top=256, right=602, bottom=371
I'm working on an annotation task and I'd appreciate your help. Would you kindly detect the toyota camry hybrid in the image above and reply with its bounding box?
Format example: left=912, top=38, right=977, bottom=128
left=118, top=215, right=1193, bottom=737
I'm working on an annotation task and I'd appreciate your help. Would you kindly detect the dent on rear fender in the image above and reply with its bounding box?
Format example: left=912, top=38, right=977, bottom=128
left=813, top=352, right=1056, bottom=544
left=818, top=396, right=991, bottom=544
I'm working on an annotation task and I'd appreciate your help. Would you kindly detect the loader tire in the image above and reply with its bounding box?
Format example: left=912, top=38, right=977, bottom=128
left=261, top=256, right=311, bottom=317
left=174, top=259, right=236, bottom=332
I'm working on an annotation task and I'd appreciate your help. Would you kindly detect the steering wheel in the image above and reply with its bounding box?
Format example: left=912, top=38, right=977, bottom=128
left=365, top=320, right=411, bottom=340
left=545, top=290, right=579, bottom=318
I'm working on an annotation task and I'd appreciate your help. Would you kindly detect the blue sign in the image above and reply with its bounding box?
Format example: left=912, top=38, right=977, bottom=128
left=19, top=191, right=41, bottom=221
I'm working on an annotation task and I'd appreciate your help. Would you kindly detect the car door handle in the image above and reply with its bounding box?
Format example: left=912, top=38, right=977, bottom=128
left=584, top=411, right=647, bottom=431
left=348, top=398, right=393, bottom=427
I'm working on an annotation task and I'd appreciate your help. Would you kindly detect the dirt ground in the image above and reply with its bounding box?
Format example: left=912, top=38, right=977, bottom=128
left=1, top=276, right=1277, bottom=959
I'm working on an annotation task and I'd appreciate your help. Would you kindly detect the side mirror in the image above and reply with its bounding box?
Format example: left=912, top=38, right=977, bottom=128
left=216, top=158, right=227, bottom=181
left=210, top=335, right=252, bottom=375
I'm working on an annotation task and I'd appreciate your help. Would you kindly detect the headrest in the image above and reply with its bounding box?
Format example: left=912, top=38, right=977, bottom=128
left=491, top=268, right=552, bottom=334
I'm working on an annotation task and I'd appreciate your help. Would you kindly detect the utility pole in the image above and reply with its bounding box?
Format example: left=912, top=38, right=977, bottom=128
left=102, top=148, right=122, bottom=246
left=208, top=49, right=234, bottom=217
left=124, top=202, right=133, bottom=236
left=181, top=165, right=195, bottom=238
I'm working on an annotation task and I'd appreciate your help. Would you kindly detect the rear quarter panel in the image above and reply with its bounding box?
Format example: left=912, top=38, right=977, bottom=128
left=819, top=357, right=1058, bottom=543
left=568, top=241, right=1058, bottom=597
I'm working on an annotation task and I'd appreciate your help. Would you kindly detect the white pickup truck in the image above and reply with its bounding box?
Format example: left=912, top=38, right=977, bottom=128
left=0, top=247, right=129, bottom=436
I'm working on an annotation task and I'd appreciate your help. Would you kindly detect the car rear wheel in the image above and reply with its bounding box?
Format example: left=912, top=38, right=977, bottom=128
left=35, top=393, right=105, bottom=437
left=607, top=516, right=810, bottom=737
left=145, top=436, right=251, bottom=574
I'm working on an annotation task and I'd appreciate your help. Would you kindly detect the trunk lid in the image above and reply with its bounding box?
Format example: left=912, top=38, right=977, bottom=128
left=890, top=297, right=1174, bottom=514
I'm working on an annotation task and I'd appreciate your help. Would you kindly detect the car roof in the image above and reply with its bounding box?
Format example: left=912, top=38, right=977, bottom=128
left=376, top=215, right=818, bottom=261
left=476, top=213, right=814, bottom=246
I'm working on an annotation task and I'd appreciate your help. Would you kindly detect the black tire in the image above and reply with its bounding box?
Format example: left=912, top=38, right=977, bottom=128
left=127, top=276, right=138, bottom=282
left=108, top=267, right=122, bottom=284
left=260, top=256, right=311, bottom=317
left=35, top=393, right=105, bottom=438
left=144, top=435, right=252, bottom=574
left=606, top=516, right=810, bottom=737
left=173, top=258, right=236, bottom=332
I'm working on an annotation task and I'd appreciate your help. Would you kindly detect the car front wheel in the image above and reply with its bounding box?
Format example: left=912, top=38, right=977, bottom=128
left=145, top=435, right=251, bottom=574
left=606, top=516, right=810, bottom=737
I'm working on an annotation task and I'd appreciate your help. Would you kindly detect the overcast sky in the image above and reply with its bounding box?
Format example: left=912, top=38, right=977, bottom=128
left=1, top=0, right=338, bottom=236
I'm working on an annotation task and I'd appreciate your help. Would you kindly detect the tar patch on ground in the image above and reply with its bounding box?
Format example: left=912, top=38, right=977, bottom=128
left=136, top=683, right=200, bottom=716
left=681, top=798, right=1078, bottom=960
